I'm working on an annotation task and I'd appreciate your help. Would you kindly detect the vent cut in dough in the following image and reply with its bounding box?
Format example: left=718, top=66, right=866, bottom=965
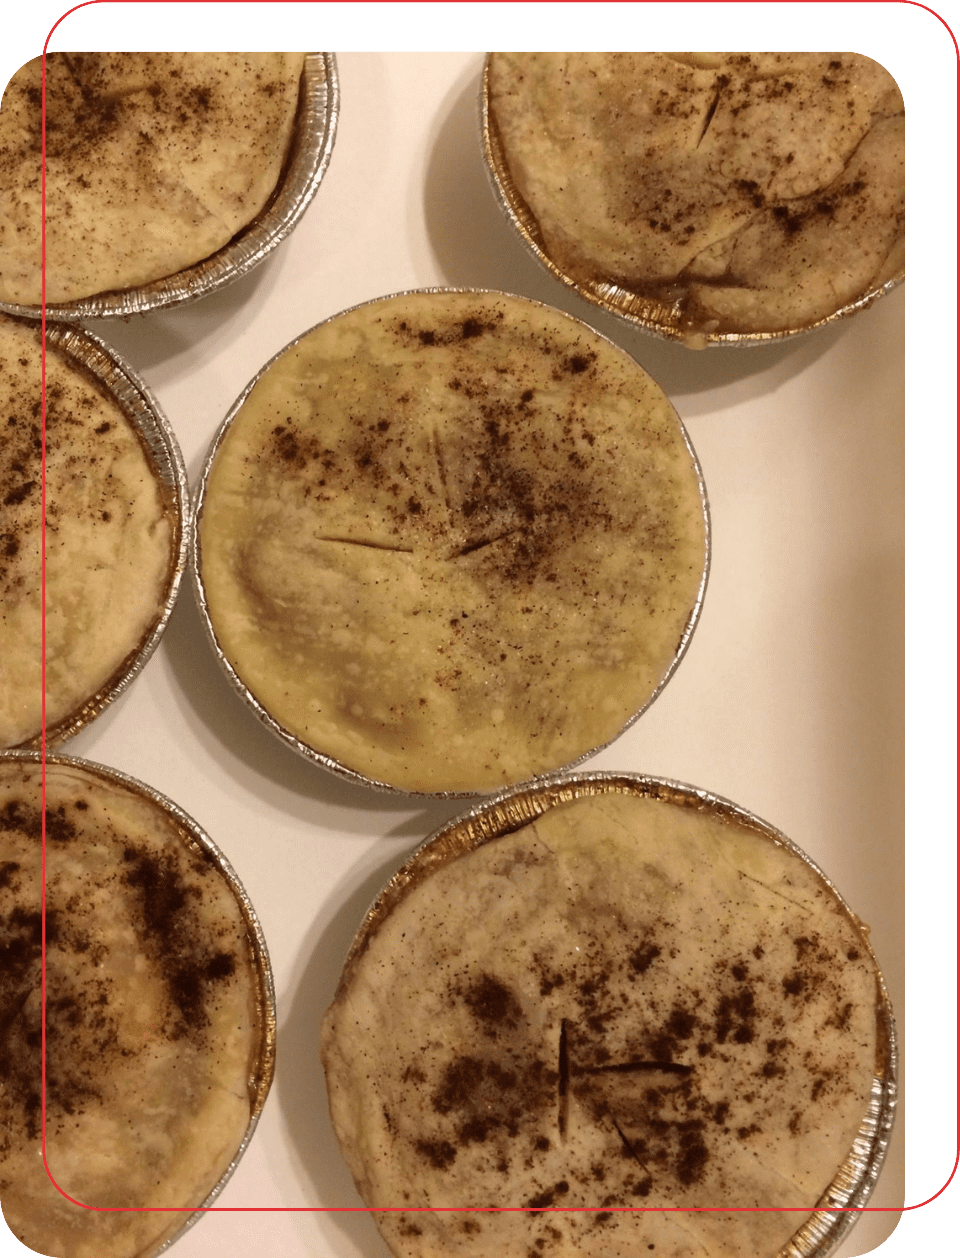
left=198, top=290, right=707, bottom=794
left=0, top=52, right=305, bottom=305
left=0, top=758, right=269, bottom=1258
left=487, top=52, right=904, bottom=336
left=0, top=315, right=176, bottom=748
left=321, top=786, right=891, bottom=1258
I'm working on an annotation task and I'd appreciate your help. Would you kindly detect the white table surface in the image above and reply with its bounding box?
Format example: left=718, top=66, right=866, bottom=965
left=10, top=49, right=914, bottom=1258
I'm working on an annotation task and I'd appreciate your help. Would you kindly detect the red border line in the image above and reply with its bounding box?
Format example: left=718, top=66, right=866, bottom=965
left=29, top=0, right=957, bottom=1225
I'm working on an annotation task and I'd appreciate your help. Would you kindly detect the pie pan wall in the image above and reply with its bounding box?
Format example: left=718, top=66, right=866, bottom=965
left=8, top=317, right=189, bottom=750
left=191, top=287, right=710, bottom=798
left=0, top=53, right=339, bottom=322
left=0, top=748, right=277, bottom=1257
left=330, top=770, right=897, bottom=1258
left=479, top=55, right=904, bottom=350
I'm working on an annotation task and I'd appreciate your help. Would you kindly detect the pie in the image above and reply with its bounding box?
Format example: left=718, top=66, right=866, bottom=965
left=321, top=777, right=895, bottom=1258
left=197, top=289, right=708, bottom=794
left=0, top=755, right=274, bottom=1257
left=0, top=314, right=179, bottom=748
left=486, top=53, right=905, bottom=340
left=0, top=52, right=305, bottom=306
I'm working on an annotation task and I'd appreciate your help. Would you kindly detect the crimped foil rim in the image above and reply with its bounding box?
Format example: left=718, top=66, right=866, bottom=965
left=479, top=55, right=905, bottom=349
left=9, top=315, right=189, bottom=750
left=0, top=748, right=277, bottom=1255
left=333, top=769, right=897, bottom=1258
left=191, top=286, right=711, bottom=799
left=0, top=53, right=339, bottom=322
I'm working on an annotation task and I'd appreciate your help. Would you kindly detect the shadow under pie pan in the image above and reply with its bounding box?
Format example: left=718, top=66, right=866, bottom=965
left=480, top=53, right=905, bottom=348
left=0, top=314, right=189, bottom=750
left=0, top=750, right=276, bottom=1258
left=192, top=287, right=710, bottom=797
left=0, top=53, right=339, bottom=321
left=320, top=771, right=897, bottom=1258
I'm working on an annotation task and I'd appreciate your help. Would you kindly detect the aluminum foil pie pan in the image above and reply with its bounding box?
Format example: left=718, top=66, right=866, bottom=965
left=0, top=749, right=276, bottom=1256
left=1, top=53, right=338, bottom=322
left=191, top=287, right=710, bottom=798
left=480, top=55, right=904, bottom=349
left=330, top=770, right=897, bottom=1258
left=13, top=317, right=189, bottom=749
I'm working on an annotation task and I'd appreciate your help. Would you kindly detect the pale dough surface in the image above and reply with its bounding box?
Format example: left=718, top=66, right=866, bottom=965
left=0, top=52, right=304, bottom=305
left=321, top=790, right=885, bottom=1258
left=199, top=291, right=707, bottom=793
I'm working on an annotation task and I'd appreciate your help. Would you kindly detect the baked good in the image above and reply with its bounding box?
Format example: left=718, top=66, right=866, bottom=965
left=0, top=52, right=305, bottom=306
left=485, top=53, right=905, bottom=341
left=321, top=776, right=895, bottom=1258
left=0, top=314, right=180, bottom=748
left=197, top=289, right=707, bottom=794
left=0, top=754, right=274, bottom=1258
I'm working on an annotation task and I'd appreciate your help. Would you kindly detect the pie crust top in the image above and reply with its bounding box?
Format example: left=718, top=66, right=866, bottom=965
left=0, top=315, right=176, bottom=749
left=0, top=757, right=270, bottom=1258
left=198, top=290, right=707, bottom=794
left=321, top=784, right=890, bottom=1258
left=0, top=52, right=305, bottom=306
left=487, top=53, right=904, bottom=338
